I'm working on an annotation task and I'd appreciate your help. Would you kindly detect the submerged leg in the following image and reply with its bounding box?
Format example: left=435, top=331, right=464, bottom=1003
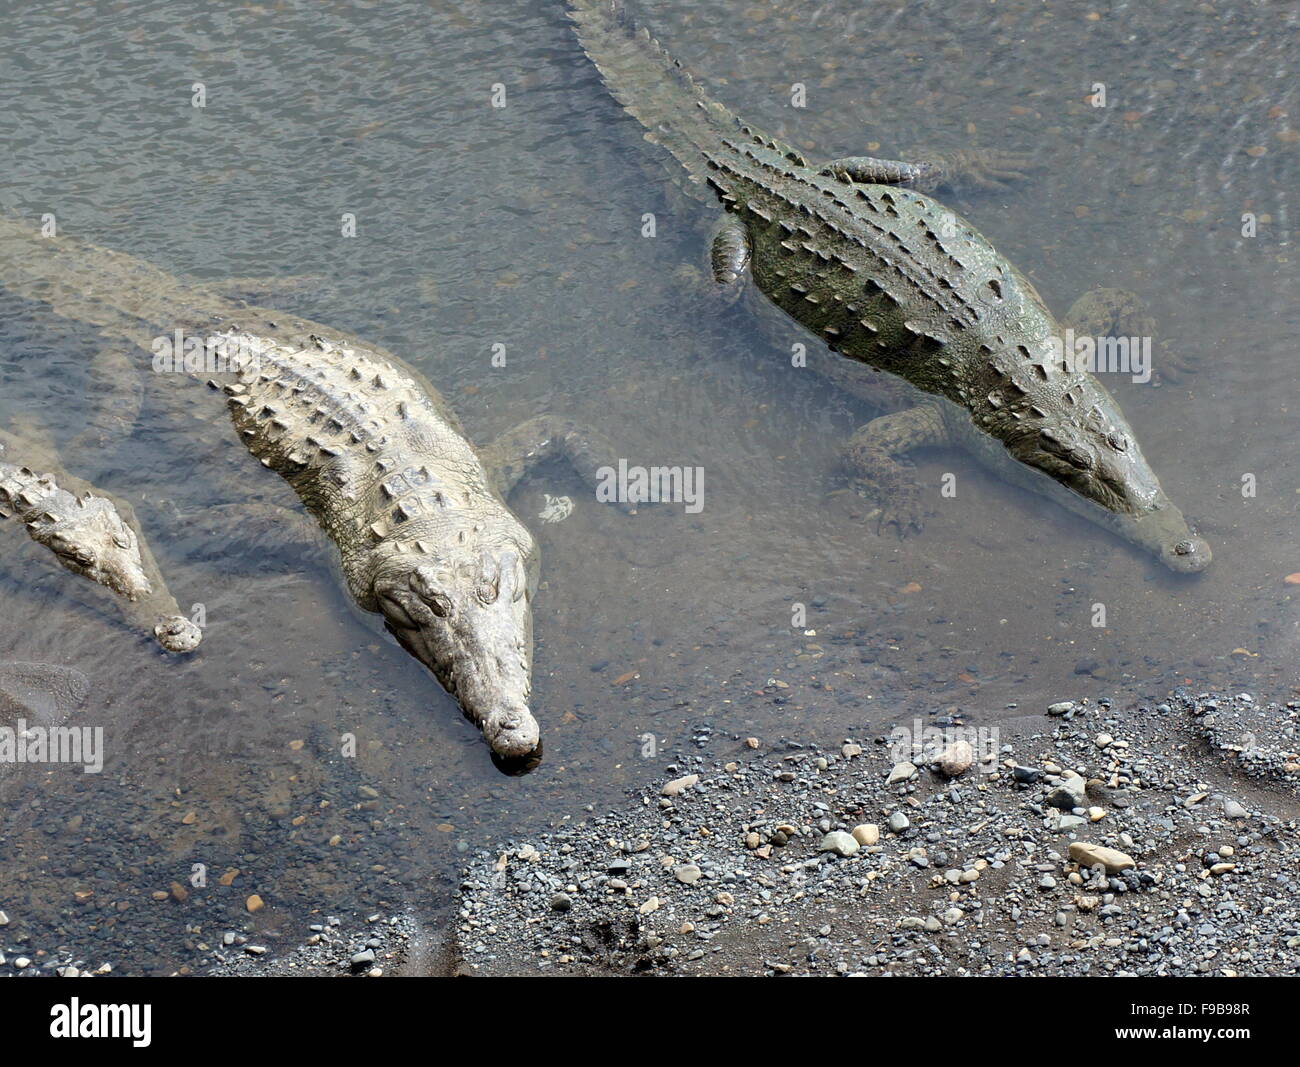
left=709, top=213, right=752, bottom=287
left=842, top=402, right=948, bottom=537
left=179, top=500, right=325, bottom=566
left=66, top=339, right=147, bottom=458
left=190, top=274, right=329, bottom=305
left=480, top=416, right=634, bottom=512
left=1063, top=287, right=1198, bottom=385
left=822, top=149, right=1036, bottom=193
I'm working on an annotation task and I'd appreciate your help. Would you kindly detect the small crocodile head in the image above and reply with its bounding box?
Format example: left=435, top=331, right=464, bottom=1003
left=1005, top=403, right=1211, bottom=574
left=28, top=495, right=154, bottom=600
left=373, top=543, right=540, bottom=764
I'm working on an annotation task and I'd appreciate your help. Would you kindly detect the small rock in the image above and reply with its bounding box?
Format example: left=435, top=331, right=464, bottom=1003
left=1047, top=701, right=1075, bottom=716
left=938, top=740, right=973, bottom=777
left=851, top=823, right=880, bottom=846
left=674, top=863, right=703, bottom=883
left=550, top=893, right=572, bottom=912
left=887, top=761, right=917, bottom=785
left=639, top=896, right=661, bottom=915
left=887, top=812, right=910, bottom=833
left=1069, top=841, right=1136, bottom=873
left=1223, top=799, right=1248, bottom=819
left=662, top=774, right=699, bottom=796
left=245, top=894, right=264, bottom=913
left=818, top=831, right=860, bottom=857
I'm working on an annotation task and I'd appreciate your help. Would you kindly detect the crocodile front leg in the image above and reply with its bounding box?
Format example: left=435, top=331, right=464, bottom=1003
left=842, top=402, right=948, bottom=537
left=1063, top=288, right=1198, bottom=385
left=709, top=213, right=752, bottom=286
left=821, top=149, right=1036, bottom=193
left=481, top=416, right=635, bottom=513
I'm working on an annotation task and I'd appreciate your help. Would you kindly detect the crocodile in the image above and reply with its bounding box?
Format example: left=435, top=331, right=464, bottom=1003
left=567, top=0, right=1211, bottom=573
left=0, top=426, right=202, bottom=652
left=0, top=215, right=628, bottom=767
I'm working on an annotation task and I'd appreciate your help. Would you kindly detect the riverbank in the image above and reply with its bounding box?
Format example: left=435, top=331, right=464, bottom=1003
left=446, top=690, right=1300, bottom=976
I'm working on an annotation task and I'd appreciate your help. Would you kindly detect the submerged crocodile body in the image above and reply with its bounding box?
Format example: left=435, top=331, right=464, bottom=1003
left=0, top=215, right=623, bottom=765
left=0, top=428, right=201, bottom=652
left=568, top=0, right=1210, bottom=573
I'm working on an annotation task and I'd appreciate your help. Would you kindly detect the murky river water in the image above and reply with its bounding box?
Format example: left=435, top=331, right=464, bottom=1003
left=0, top=0, right=1294, bottom=972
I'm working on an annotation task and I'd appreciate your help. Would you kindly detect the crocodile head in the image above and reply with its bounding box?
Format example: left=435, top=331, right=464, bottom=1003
left=373, top=543, right=540, bottom=763
left=28, top=495, right=155, bottom=600
left=1003, top=398, right=1212, bottom=574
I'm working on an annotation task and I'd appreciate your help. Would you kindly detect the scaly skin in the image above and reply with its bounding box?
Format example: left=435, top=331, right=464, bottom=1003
left=214, top=330, right=542, bottom=761
left=568, top=0, right=1210, bottom=573
left=0, top=428, right=201, bottom=652
left=0, top=214, right=624, bottom=765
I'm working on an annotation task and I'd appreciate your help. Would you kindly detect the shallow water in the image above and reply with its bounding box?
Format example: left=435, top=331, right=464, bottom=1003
left=0, top=0, right=1294, bottom=972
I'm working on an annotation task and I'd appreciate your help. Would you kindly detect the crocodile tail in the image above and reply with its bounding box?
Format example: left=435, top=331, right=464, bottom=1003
left=567, top=0, right=799, bottom=193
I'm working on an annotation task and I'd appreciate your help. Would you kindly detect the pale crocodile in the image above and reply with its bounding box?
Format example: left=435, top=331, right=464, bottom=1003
left=0, top=215, right=627, bottom=766
left=0, top=427, right=201, bottom=652
left=567, top=0, right=1211, bottom=573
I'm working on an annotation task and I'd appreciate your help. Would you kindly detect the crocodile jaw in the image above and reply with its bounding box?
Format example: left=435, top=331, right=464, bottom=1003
left=372, top=545, right=539, bottom=760
left=1109, top=500, right=1212, bottom=574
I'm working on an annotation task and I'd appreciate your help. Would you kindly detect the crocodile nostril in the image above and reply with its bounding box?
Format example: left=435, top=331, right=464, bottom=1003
left=1174, top=540, right=1195, bottom=556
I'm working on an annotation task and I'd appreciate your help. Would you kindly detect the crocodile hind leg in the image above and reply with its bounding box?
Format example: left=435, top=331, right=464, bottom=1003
left=192, top=274, right=329, bottom=306
left=820, top=149, right=1037, bottom=193
left=841, top=402, right=948, bottom=537
left=1063, top=288, right=1198, bottom=385
left=480, top=417, right=636, bottom=513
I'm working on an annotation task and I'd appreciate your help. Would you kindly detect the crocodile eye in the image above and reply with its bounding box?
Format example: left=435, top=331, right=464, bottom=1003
left=113, top=532, right=133, bottom=550
left=477, top=577, right=500, bottom=605
left=1106, top=432, right=1128, bottom=451
left=409, top=566, right=453, bottom=617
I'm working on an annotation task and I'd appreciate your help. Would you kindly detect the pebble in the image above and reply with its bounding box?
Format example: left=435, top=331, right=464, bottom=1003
left=887, top=812, right=910, bottom=833
left=1223, top=800, right=1248, bottom=819
left=887, top=762, right=917, bottom=785
left=1047, top=701, right=1075, bottom=715
left=1069, top=841, right=1136, bottom=873
left=818, top=831, right=859, bottom=857
left=851, top=824, right=879, bottom=846
left=550, top=893, right=572, bottom=912
left=662, top=774, right=699, bottom=797
left=938, top=740, right=973, bottom=777
left=674, top=864, right=703, bottom=884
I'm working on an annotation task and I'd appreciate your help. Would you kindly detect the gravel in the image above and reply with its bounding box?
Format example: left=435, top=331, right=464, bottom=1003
left=450, top=689, right=1300, bottom=976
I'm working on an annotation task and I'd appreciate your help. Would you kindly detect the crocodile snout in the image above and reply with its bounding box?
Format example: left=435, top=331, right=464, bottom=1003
left=482, top=707, right=541, bottom=759
left=1160, top=533, right=1213, bottom=574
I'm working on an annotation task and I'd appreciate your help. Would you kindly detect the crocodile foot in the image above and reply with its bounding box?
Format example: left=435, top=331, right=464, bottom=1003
left=916, top=148, right=1038, bottom=192
left=866, top=486, right=926, bottom=539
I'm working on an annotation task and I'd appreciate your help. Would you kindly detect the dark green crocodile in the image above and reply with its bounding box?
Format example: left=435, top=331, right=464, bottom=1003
left=567, top=0, right=1210, bottom=573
